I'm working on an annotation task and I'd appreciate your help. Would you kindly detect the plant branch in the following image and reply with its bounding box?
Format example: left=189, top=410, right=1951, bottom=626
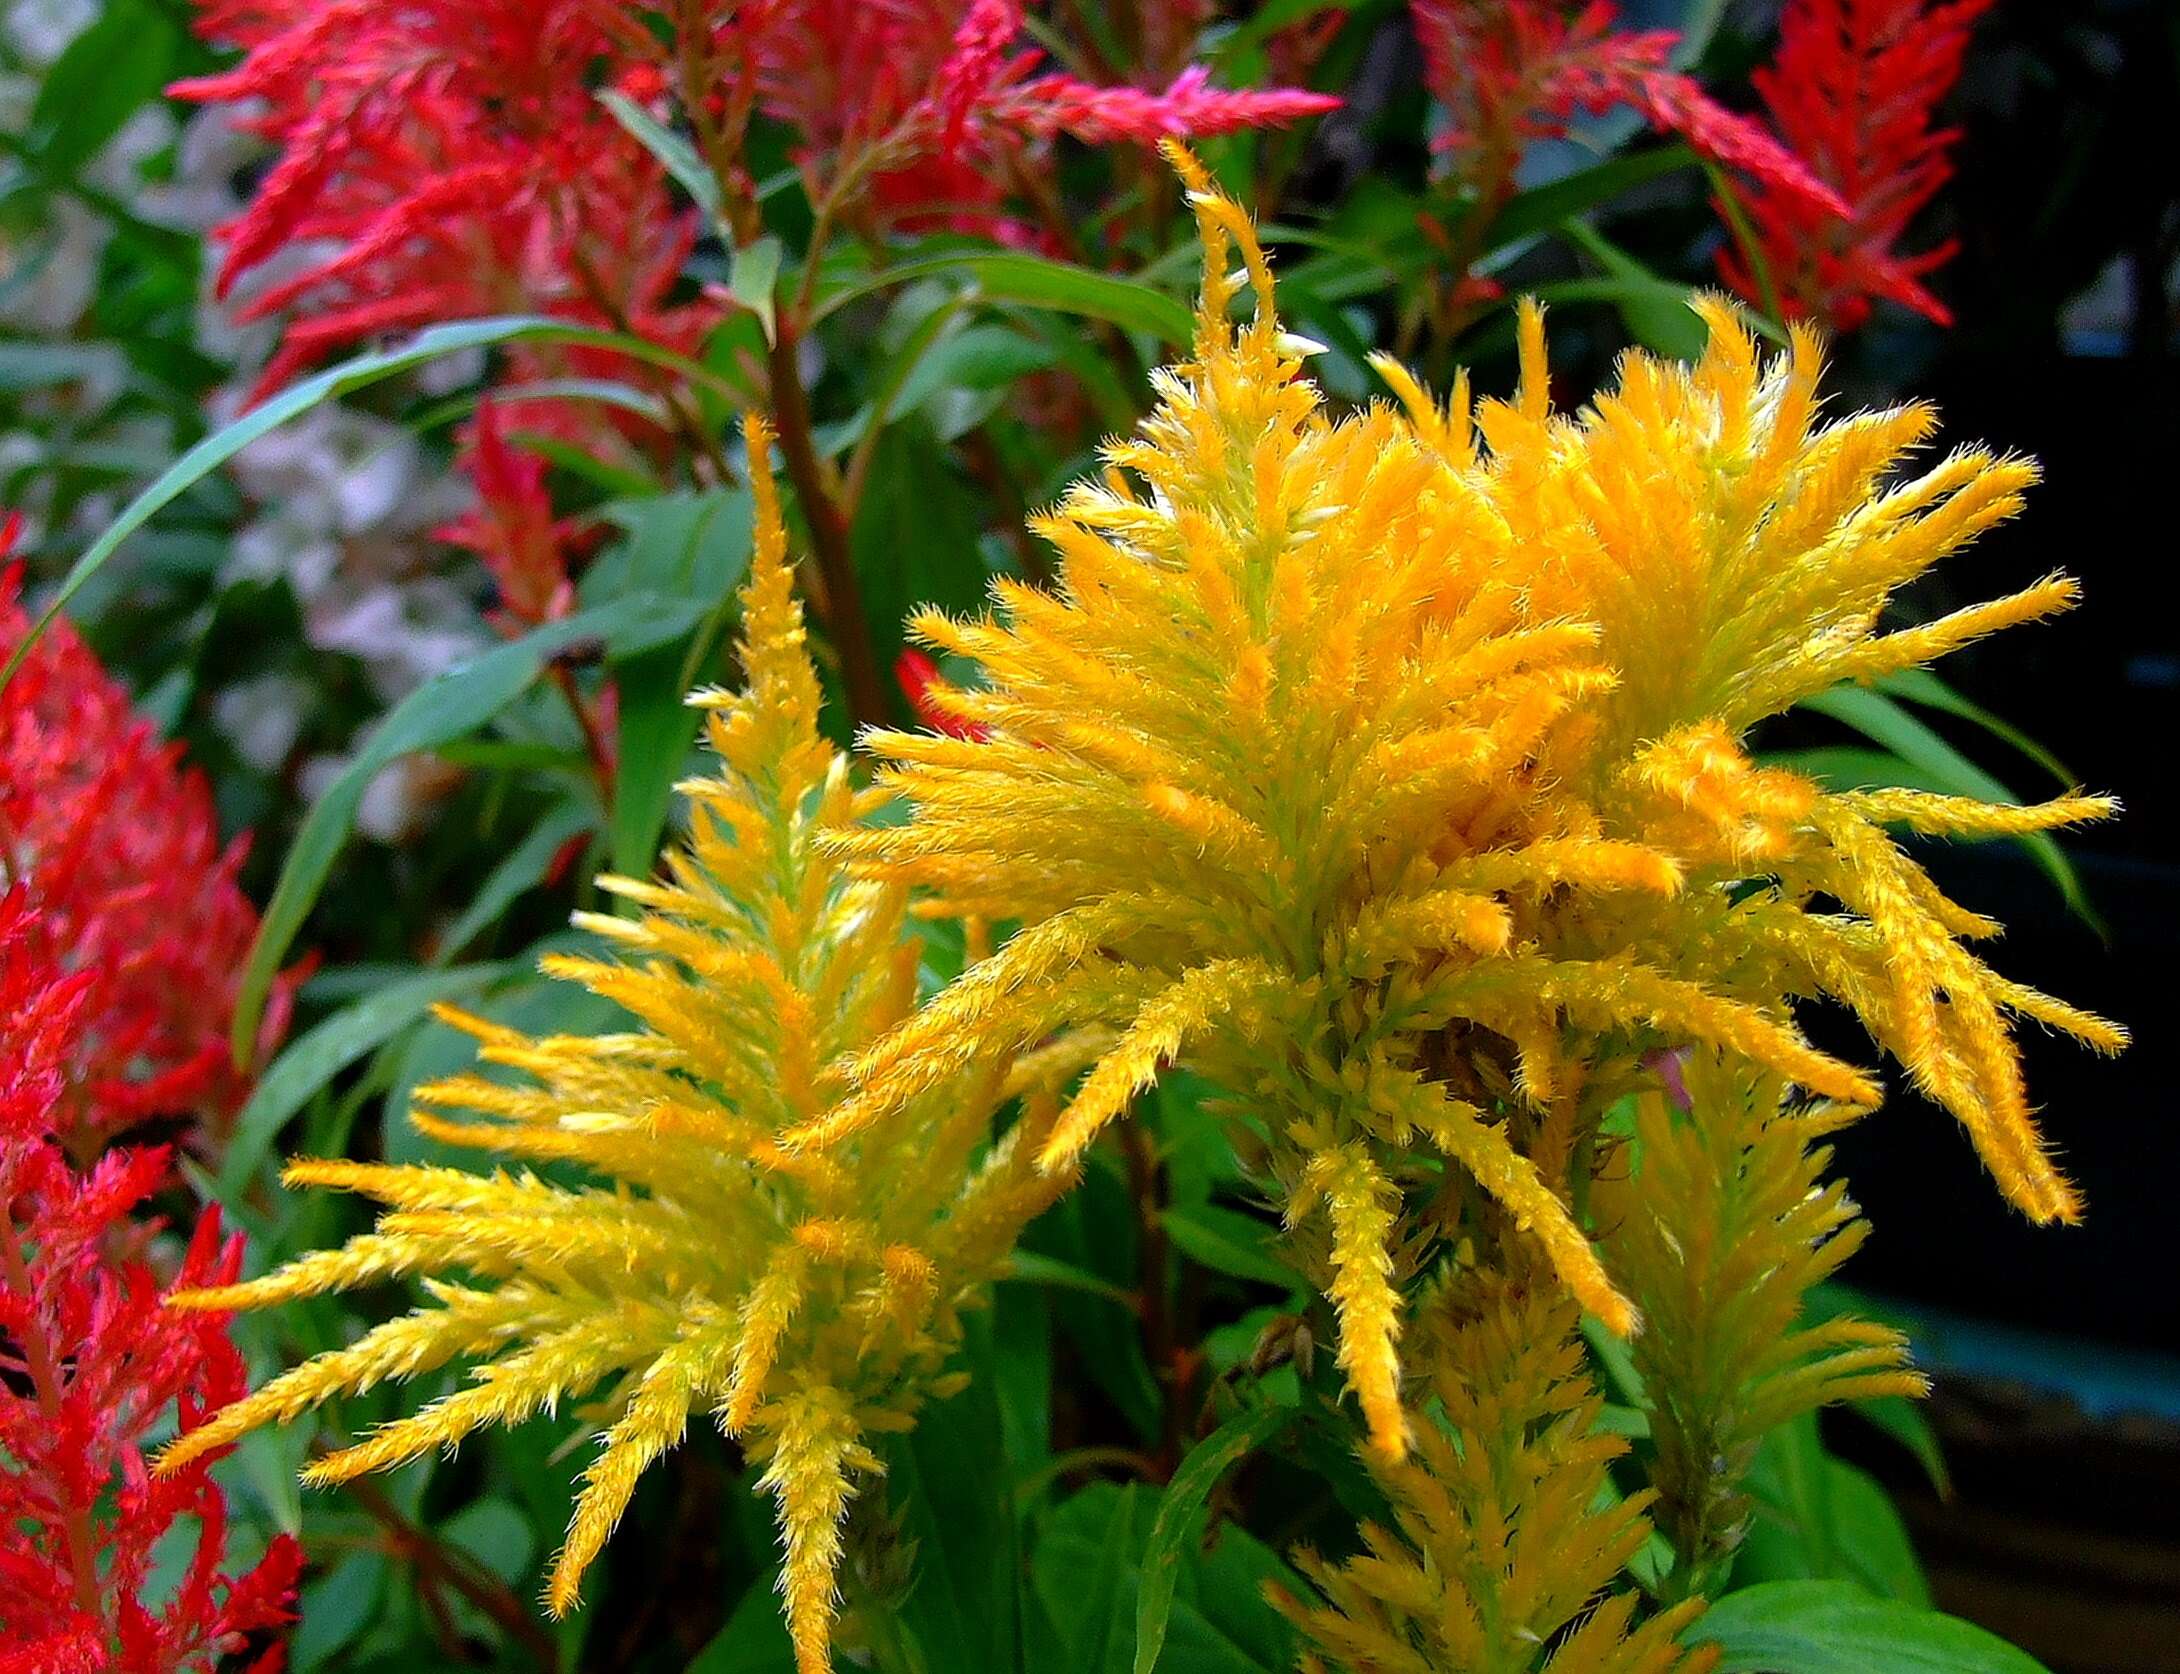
left=765, top=319, right=889, bottom=730
left=341, top=1472, right=562, bottom=1670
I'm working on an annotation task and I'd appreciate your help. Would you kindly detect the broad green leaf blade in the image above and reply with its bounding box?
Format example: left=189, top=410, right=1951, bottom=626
left=0, top=316, right=734, bottom=686
left=612, top=646, right=702, bottom=877
left=1692, top=1581, right=2051, bottom=1673
left=1161, top=1203, right=1306, bottom=1292
left=1848, top=1393, right=1951, bottom=1499
left=685, top=1577, right=796, bottom=1673
left=818, top=250, right=1194, bottom=344
left=219, top=962, right=511, bottom=1196
left=732, top=236, right=784, bottom=343
left=1134, top=1405, right=1298, bottom=1674
left=27, top=0, right=181, bottom=179
left=597, top=89, right=722, bottom=221
left=1878, top=668, right=2076, bottom=789
left=433, top=800, right=598, bottom=965
left=1491, top=144, right=1699, bottom=250
left=232, top=593, right=700, bottom=1062
left=1002, top=1249, right=1140, bottom=1308
left=1552, top=221, right=1709, bottom=359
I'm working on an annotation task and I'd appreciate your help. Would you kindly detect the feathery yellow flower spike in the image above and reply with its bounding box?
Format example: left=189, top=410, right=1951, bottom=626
left=158, top=418, right=1071, bottom=1672
left=821, top=144, right=2121, bottom=1462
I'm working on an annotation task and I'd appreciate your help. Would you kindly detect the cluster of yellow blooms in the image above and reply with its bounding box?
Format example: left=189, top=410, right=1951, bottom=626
left=164, top=150, right=2120, bottom=1668
left=823, top=146, right=2121, bottom=1468
left=1271, top=1268, right=1711, bottom=1674
left=158, top=422, right=1072, bottom=1670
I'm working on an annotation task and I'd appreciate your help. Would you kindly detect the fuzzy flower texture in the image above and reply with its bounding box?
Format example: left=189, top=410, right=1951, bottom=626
left=169, top=153, right=2120, bottom=1666
left=158, top=424, right=1076, bottom=1672
left=3, top=520, right=301, bottom=1669
left=823, top=147, right=2122, bottom=1461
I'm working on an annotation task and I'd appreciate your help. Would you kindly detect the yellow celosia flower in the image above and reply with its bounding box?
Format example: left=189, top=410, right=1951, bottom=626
left=811, top=145, right=2121, bottom=1461
left=1602, top=1051, right=1928, bottom=1598
left=1270, top=1269, right=1713, bottom=1674
left=157, top=419, right=1070, bottom=1672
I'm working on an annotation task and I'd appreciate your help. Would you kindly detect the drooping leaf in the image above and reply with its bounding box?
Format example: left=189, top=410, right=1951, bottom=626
left=219, top=962, right=511, bottom=1196
left=1134, top=1405, right=1298, bottom=1674
left=1692, top=1581, right=2052, bottom=1674
left=233, top=595, right=701, bottom=1059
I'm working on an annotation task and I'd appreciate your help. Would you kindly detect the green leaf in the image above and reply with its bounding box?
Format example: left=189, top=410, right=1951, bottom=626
left=290, top=1551, right=388, bottom=1673
left=0, top=315, right=734, bottom=689
left=732, top=236, right=784, bottom=343
left=1135, top=1406, right=1298, bottom=1674
left=1692, top=1581, right=2051, bottom=1673
left=685, top=1578, right=796, bottom=1673
left=1848, top=1393, right=1951, bottom=1499
left=1002, top=1250, right=1139, bottom=1308
left=433, top=800, right=598, bottom=964
left=1878, top=668, right=2076, bottom=789
left=883, top=1379, right=1023, bottom=1674
left=1551, top=222, right=1710, bottom=359
left=1161, top=1203, right=1305, bottom=1292
left=218, top=963, right=510, bottom=1197
left=1033, top=1481, right=1296, bottom=1674
left=818, top=250, right=1194, bottom=344
left=1491, top=144, right=1699, bottom=250
left=1826, top=1458, right=1929, bottom=1605
left=600, top=486, right=754, bottom=603
left=27, top=0, right=180, bottom=178
left=441, top=1497, right=536, bottom=1586
left=1792, top=683, right=2096, bottom=922
left=232, top=594, right=699, bottom=1060
left=596, top=89, right=722, bottom=222
left=611, top=646, right=701, bottom=877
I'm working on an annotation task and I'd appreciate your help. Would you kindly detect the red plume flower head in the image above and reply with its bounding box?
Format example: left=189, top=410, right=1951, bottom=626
left=1718, top=0, right=1992, bottom=330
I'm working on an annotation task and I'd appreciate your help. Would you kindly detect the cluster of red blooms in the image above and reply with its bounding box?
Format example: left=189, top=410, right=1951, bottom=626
left=1, top=524, right=299, bottom=1155
left=2, top=524, right=300, bottom=1668
left=432, top=402, right=592, bottom=630
left=1409, top=0, right=1849, bottom=220
left=180, top=0, right=1333, bottom=389
left=1409, top=0, right=1988, bottom=331
left=175, top=0, right=718, bottom=406
left=1721, top=0, right=1992, bottom=329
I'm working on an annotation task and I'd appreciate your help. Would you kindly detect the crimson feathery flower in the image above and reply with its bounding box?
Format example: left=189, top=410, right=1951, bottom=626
left=1412, top=0, right=1848, bottom=218
left=741, top=0, right=1336, bottom=232
left=1, top=548, right=299, bottom=1151
left=175, top=0, right=718, bottom=405
left=1719, top=0, right=1992, bottom=329
left=0, top=892, right=302, bottom=1673
left=183, top=0, right=1337, bottom=367
left=894, top=647, right=989, bottom=739
left=434, top=401, right=591, bottom=630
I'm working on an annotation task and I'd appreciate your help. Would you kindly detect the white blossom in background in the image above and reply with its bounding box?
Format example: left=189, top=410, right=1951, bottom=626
left=3, top=0, right=498, bottom=844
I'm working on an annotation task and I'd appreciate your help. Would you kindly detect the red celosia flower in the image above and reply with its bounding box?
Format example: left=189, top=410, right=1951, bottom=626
left=1718, top=0, right=1991, bottom=330
left=895, top=647, right=988, bottom=739
left=174, top=0, right=718, bottom=406
left=0, top=893, right=302, bottom=1672
left=732, top=0, right=1337, bottom=233
left=182, top=0, right=1336, bottom=370
left=1411, top=0, right=1848, bottom=219
left=1, top=549, right=299, bottom=1151
left=434, top=402, right=589, bottom=629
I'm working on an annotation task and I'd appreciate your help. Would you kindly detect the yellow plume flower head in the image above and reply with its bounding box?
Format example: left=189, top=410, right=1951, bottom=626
left=822, top=145, right=2121, bottom=1461
left=156, top=419, right=1069, bottom=1673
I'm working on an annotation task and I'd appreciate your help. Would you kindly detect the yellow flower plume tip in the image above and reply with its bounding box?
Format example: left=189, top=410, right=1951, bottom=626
left=152, top=406, right=1068, bottom=1666
left=840, top=151, right=2117, bottom=1433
